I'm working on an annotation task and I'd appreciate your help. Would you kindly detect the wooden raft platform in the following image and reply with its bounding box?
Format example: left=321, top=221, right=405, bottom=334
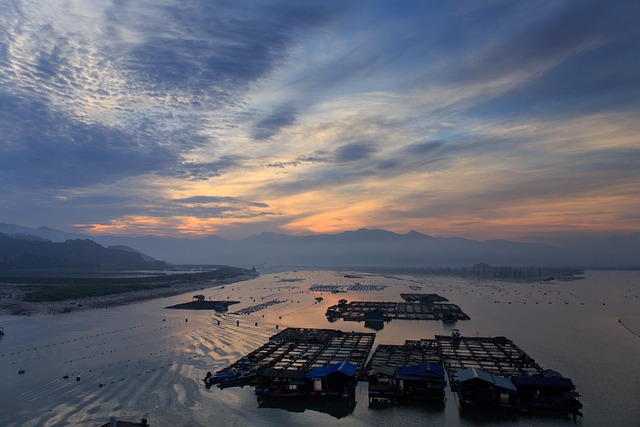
left=217, top=328, right=375, bottom=379
left=326, top=295, right=470, bottom=322
left=435, top=335, right=544, bottom=391
left=400, top=293, right=448, bottom=303
left=361, top=339, right=440, bottom=378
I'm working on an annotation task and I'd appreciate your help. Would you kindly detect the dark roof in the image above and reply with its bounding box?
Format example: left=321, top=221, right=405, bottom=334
left=364, top=309, right=385, bottom=321
left=307, top=361, right=357, bottom=378
left=542, top=369, right=564, bottom=378
left=512, top=375, right=575, bottom=390
left=395, top=362, right=445, bottom=380
left=368, top=366, right=396, bottom=378
left=457, top=368, right=517, bottom=392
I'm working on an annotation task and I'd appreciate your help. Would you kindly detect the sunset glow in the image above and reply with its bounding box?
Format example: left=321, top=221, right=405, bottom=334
left=1, top=1, right=638, bottom=243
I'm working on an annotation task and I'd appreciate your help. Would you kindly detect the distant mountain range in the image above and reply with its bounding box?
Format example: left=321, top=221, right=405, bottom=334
left=0, top=229, right=166, bottom=273
left=0, top=223, right=638, bottom=268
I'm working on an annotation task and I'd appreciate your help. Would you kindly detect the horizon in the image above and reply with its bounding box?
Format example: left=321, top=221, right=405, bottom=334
left=3, top=221, right=639, bottom=248
left=2, top=1, right=639, bottom=241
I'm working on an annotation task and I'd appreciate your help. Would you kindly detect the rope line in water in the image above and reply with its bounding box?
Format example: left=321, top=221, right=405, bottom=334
left=618, top=318, right=640, bottom=338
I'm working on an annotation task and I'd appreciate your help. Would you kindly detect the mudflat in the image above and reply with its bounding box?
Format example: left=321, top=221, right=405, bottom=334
left=0, top=268, right=256, bottom=316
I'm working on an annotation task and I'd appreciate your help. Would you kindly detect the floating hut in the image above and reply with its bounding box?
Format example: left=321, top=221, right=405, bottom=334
left=457, top=368, right=518, bottom=407
left=307, top=361, right=358, bottom=397
left=364, top=308, right=385, bottom=330
left=394, top=362, right=447, bottom=401
left=255, top=368, right=308, bottom=397
left=511, top=370, right=582, bottom=411
left=364, top=308, right=385, bottom=322
left=368, top=366, right=397, bottom=400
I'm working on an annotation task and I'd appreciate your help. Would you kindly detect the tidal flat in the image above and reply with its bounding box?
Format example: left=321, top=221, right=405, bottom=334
left=0, top=269, right=638, bottom=426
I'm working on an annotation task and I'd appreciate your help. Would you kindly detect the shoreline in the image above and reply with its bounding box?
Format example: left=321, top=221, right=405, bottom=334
left=0, top=272, right=258, bottom=317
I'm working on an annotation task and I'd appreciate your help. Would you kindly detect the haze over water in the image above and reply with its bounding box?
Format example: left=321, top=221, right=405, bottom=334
left=1, top=269, right=638, bottom=426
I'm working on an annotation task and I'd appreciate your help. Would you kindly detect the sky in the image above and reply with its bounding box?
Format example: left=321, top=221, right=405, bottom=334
left=1, top=0, right=639, bottom=242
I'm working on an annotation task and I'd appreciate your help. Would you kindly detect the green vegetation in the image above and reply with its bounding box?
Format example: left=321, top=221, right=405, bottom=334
left=23, top=283, right=169, bottom=302
left=16, top=266, right=251, bottom=302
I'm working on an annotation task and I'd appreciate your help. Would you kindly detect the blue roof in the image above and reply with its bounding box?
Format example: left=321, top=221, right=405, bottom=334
left=307, top=360, right=357, bottom=378
left=395, top=362, right=445, bottom=380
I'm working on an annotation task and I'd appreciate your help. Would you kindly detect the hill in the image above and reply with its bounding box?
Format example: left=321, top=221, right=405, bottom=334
left=0, top=232, right=166, bottom=273
left=0, top=224, right=637, bottom=268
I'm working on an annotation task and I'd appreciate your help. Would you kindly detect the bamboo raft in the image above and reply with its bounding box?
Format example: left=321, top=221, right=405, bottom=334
left=326, top=295, right=470, bottom=322
left=435, top=335, right=544, bottom=391
left=216, top=328, right=376, bottom=381
left=361, top=339, right=441, bottom=378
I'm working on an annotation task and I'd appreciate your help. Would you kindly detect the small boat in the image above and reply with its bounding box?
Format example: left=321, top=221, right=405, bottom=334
left=203, top=371, right=240, bottom=386
left=0, top=327, right=4, bottom=336
left=218, top=371, right=257, bottom=389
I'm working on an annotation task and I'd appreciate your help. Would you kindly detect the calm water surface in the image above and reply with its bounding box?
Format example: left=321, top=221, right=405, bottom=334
left=0, top=269, right=638, bottom=426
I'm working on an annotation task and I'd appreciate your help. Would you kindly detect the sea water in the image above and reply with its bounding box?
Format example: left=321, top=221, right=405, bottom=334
left=0, top=269, right=638, bottom=426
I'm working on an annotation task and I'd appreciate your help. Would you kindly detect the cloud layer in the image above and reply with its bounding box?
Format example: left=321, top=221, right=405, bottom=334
left=1, top=0, right=638, bottom=241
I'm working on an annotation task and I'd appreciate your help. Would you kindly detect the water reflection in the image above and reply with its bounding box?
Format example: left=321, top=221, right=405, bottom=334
left=459, top=404, right=582, bottom=425
left=458, top=405, right=520, bottom=424
left=257, top=395, right=357, bottom=419
left=369, top=398, right=445, bottom=413
left=1, top=269, right=637, bottom=426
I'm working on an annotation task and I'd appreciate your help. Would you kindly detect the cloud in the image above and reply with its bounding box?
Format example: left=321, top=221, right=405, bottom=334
left=0, top=0, right=347, bottom=192
left=454, top=1, right=640, bottom=119
left=264, top=154, right=328, bottom=169
left=163, top=156, right=246, bottom=181
left=1, top=0, right=638, bottom=240
left=172, top=195, right=269, bottom=209
left=334, top=142, right=377, bottom=162
left=252, top=105, right=298, bottom=141
left=0, top=92, right=178, bottom=190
